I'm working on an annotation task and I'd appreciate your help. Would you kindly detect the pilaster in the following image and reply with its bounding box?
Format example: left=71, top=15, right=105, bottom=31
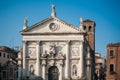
left=79, top=41, right=84, bottom=78
left=36, top=40, right=41, bottom=76
left=42, top=60, right=46, bottom=80
left=86, top=46, right=92, bottom=80
left=18, top=65, right=22, bottom=80
left=22, top=40, right=27, bottom=76
left=59, top=63, right=63, bottom=80
left=65, top=40, right=70, bottom=79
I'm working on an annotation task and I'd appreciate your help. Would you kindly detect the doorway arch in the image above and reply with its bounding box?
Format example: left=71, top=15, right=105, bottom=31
left=48, top=66, right=59, bottom=80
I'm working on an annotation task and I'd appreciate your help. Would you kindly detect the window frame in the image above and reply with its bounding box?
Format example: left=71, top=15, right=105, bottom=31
left=0, top=52, right=1, bottom=57
left=109, top=64, right=115, bottom=74
left=3, top=53, right=6, bottom=58
left=83, top=26, right=86, bottom=30
left=88, top=26, right=92, bottom=31
left=109, top=49, right=114, bottom=57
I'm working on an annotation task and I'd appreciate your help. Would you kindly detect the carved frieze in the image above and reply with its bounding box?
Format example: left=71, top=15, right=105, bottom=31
left=28, top=47, right=36, bottom=57
left=41, top=42, right=65, bottom=58
left=71, top=47, right=79, bottom=56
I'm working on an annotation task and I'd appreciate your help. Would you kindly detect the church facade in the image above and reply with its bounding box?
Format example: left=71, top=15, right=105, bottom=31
left=18, top=5, right=95, bottom=80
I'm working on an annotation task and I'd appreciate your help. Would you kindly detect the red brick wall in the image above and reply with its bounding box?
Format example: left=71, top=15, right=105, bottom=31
left=106, top=45, right=120, bottom=80
left=83, top=21, right=95, bottom=51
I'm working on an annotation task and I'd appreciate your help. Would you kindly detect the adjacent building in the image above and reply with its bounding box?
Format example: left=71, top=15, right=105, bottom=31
left=106, top=42, right=120, bottom=80
left=0, top=46, right=18, bottom=80
left=18, top=4, right=96, bottom=80
left=95, top=53, right=106, bottom=79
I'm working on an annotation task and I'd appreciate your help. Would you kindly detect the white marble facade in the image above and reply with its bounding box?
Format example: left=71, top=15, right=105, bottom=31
left=18, top=4, right=93, bottom=80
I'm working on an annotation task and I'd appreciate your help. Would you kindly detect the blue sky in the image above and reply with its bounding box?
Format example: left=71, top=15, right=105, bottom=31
left=0, top=0, right=120, bottom=57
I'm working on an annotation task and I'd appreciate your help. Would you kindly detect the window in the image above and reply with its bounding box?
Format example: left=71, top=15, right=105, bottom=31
left=3, top=53, right=5, bottom=58
left=7, top=54, right=9, bottom=58
left=3, top=71, right=7, bottom=78
left=16, top=71, right=18, bottom=78
left=110, top=50, right=114, bottom=57
left=89, top=26, right=92, bottom=31
left=0, top=52, right=1, bottom=57
left=0, top=63, right=1, bottom=67
left=83, top=26, right=86, bottom=30
left=110, top=64, right=114, bottom=73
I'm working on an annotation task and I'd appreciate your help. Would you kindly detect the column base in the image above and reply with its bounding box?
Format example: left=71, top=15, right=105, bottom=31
left=65, top=78, right=82, bottom=80
left=65, top=76, right=86, bottom=80
left=65, top=77, right=71, bottom=80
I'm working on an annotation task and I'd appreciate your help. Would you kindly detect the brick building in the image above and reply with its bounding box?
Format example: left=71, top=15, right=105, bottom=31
left=106, top=42, right=120, bottom=80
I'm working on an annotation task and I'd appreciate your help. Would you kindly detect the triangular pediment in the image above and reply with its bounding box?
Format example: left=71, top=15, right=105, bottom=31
left=21, top=17, right=84, bottom=35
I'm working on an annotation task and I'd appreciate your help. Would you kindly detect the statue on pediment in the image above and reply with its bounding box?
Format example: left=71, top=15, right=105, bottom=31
left=24, top=18, right=28, bottom=27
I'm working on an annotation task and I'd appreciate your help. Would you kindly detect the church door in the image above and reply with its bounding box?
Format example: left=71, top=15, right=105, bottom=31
left=48, top=66, right=58, bottom=80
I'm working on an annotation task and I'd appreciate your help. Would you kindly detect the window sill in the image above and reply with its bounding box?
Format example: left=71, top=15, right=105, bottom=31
left=110, top=71, right=116, bottom=74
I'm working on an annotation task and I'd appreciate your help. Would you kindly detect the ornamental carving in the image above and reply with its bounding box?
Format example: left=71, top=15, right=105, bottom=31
left=72, top=65, right=77, bottom=76
left=41, top=42, right=65, bottom=58
left=49, top=23, right=59, bottom=31
left=71, top=47, right=79, bottom=56
left=28, top=47, right=36, bottom=57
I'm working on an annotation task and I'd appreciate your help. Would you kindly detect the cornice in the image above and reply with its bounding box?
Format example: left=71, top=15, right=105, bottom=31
left=21, top=32, right=85, bottom=35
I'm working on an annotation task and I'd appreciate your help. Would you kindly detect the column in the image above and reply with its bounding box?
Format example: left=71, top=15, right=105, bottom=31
left=86, top=46, right=91, bottom=80
left=79, top=41, right=84, bottom=78
left=59, top=63, right=63, bottom=80
left=65, top=40, right=70, bottom=79
left=42, top=64, right=46, bottom=80
left=22, top=40, right=27, bottom=76
left=18, top=65, right=21, bottom=80
left=86, top=64, right=91, bottom=80
left=36, top=41, right=40, bottom=76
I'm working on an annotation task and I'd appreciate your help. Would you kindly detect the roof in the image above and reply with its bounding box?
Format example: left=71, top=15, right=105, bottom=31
left=83, top=19, right=96, bottom=26
left=83, top=19, right=94, bottom=22
left=0, top=46, right=17, bottom=53
left=107, top=42, right=120, bottom=47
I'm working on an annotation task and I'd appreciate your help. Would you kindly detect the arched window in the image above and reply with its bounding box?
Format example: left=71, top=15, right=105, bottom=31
left=89, top=26, right=92, bottom=31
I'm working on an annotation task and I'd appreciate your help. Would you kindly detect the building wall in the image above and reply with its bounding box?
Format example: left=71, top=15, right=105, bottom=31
left=106, top=43, right=120, bottom=80
left=0, top=51, right=9, bottom=66
left=0, top=46, right=18, bottom=80
left=20, top=34, right=88, bottom=80
left=95, top=53, right=106, bottom=79
left=83, top=20, right=95, bottom=51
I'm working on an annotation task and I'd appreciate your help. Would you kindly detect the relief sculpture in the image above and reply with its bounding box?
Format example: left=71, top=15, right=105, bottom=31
left=41, top=42, right=65, bottom=58
left=49, top=43, right=56, bottom=57
left=73, top=65, right=77, bottom=76
left=71, top=47, right=79, bottom=56
left=30, top=65, right=35, bottom=75
left=28, top=47, right=36, bottom=57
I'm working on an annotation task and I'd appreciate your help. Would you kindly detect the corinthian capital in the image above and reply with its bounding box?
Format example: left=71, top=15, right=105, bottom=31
left=22, top=40, right=27, bottom=44
left=36, top=40, right=41, bottom=45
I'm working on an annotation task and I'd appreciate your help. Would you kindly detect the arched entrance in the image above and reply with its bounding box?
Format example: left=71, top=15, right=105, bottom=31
left=48, top=66, right=59, bottom=80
